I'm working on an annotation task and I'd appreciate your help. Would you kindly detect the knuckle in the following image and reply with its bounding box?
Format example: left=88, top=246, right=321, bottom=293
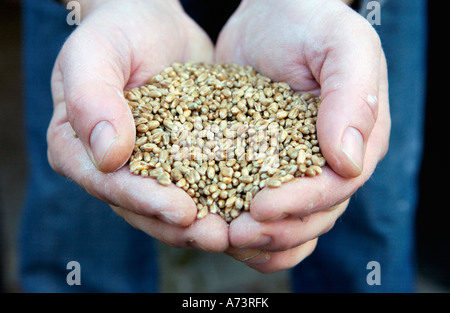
left=360, top=92, right=379, bottom=125
left=65, top=90, right=90, bottom=128
left=46, top=127, right=64, bottom=176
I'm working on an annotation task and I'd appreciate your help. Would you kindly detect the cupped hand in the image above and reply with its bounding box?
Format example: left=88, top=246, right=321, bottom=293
left=216, top=0, right=391, bottom=272
left=48, top=0, right=228, bottom=252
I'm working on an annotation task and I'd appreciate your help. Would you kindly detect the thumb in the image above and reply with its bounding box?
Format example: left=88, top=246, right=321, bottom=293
left=316, top=27, right=382, bottom=178
left=56, top=30, right=135, bottom=173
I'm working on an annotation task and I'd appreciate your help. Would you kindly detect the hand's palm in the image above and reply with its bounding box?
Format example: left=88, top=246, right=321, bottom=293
left=48, top=0, right=230, bottom=252
left=214, top=0, right=390, bottom=272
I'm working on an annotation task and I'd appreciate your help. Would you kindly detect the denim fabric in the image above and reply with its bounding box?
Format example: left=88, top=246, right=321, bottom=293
left=291, top=0, right=428, bottom=292
left=19, top=0, right=159, bottom=292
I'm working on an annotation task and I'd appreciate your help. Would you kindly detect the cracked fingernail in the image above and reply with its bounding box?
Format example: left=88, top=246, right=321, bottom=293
left=227, top=249, right=271, bottom=265
left=159, top=210, right=185, bottom=225
left=239, top=234, right=271, bottom=249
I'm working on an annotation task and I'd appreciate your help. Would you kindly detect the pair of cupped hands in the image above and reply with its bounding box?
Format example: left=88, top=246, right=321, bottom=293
left=48, top=0, right=390, bottom=273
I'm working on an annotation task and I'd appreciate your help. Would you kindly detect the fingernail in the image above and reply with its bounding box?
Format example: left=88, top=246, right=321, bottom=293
left=239, top=234, right=272, bottom=249
left=231, top=250, right=271, bottom=265
left=340, top=126, right=364, bottom=175
left=159, top=210, right=185, bottom=225
left=89, top=121, right=118, bottom=168
left=265, top=212, right=289, bottom=223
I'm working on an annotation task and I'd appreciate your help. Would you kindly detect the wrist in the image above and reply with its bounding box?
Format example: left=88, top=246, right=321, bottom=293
left=239, top=0, right=355, bottom=9
left=56, top=0, right=109, bottom=20
left=241, top=0, right=354, bottom=3
left=57, top=0, right=183, bottom=20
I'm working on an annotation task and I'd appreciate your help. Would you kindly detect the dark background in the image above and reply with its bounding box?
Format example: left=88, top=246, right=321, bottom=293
left=416, top=0, right=450, bottom=288
left=0, top=0, right=448, bottom=292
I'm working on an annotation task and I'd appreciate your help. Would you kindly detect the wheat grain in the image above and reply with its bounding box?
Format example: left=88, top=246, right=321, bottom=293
left=126, top=62, right=326, bottom=222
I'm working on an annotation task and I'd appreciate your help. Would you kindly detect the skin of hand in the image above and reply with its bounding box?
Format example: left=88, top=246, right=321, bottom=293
left=215, top=0, right=390, bottom=273
left=48, top=0, right=389, bottom=274
left=48, top=0, right=230, bottom=252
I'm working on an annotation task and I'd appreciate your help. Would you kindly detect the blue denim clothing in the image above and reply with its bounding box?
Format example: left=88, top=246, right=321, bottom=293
left=292, top=0, right=428, bottom=292
left=20, top=0, right=427, bottom=292
left=19, top=0, right=159, bottom=292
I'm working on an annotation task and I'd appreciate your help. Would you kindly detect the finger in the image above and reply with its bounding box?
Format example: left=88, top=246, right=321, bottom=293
left=229, top=202, right=347, bottom=252
left=250, top=60, right=389, bottom=223
left=226, top=239, right=318, bottom=274
left=316, top=17, right=382, bottom=178
left=53, top=27, right=136, bottom=173
left=249, top=56, right=389, bottom=223
left=180, top=16, right=215, bottom=63
left=225, top=248, right=271, bottom=266
left=249, top=166, right=358, bottom=221
left=112, top=205, right=229, bottom=252
left=254, top=239, right=317, bottom=274
left=47, top=107, right=197, bottom=226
